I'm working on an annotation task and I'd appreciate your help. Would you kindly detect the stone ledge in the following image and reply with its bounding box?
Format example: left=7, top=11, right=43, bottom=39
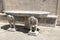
left=0, top=13, right=6, bottom=16
left=47, top=15, right=57, bottom=18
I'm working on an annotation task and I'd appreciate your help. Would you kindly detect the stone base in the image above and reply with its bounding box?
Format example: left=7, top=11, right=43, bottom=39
left=7, top=28, right=16, bottom=32
left=28, top=31, right=39, bottom=36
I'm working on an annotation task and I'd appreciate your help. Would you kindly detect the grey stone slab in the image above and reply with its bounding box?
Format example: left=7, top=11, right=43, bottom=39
left=0, top=25, right=60, bottom=40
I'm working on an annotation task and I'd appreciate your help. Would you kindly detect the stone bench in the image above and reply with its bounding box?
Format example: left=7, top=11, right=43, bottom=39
left=2, top=11, right=58, bottom=27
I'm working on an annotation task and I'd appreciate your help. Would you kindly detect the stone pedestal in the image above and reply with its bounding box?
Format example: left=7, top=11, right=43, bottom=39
left=28, top=31, right=39, bottom=36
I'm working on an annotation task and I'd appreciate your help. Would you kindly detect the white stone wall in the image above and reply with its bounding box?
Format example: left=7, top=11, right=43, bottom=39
left=4, top=0, right=57, bottom=15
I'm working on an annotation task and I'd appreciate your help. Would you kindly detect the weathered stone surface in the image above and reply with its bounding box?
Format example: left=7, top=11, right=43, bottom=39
left=4, top=0, right=57, bottom=15
left=0, top=0, right=2, bottom=12
left=0, top=24, right=60, bottom=40
left=0, top=0, right=60, bottom=25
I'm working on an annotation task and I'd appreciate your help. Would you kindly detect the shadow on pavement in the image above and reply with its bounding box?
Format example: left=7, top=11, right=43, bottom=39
left=1, top=25, right=30, bottom=33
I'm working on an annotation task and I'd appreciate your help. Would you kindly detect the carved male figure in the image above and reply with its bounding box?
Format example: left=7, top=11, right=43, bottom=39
left=28, top=16, right=39, bottom=35
left=7, top=15, right=16, bottom=32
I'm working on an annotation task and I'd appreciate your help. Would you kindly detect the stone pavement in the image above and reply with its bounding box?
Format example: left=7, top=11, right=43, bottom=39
left=0, top=24, right=60, bottom=40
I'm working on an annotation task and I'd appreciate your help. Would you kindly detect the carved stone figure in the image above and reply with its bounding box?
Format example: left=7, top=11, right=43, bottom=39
left=7, top=15, right=16, bottom=32
left=28, top=16, right=39, bottom=36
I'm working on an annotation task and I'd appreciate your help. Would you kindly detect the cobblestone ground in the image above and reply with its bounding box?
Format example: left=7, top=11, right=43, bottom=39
left=0, top=24, right=60, bottom=40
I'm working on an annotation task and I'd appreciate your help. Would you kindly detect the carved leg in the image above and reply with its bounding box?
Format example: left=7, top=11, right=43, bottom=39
left=29, top=25, right=33, bottom=32
left=35, top=25, right=37, bottom=31
left=11, top=17, right=16, bottom=32
left=9, top=22, right=13, bottom=28
left=7, top=23, right=13, bottom=31
left=12, top=21, right=16, bottom=31
left=34, top=25, right=39, bottom=35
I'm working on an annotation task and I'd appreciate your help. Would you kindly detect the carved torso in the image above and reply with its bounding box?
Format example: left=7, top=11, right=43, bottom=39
left=28, top=16, right=38, bottom=25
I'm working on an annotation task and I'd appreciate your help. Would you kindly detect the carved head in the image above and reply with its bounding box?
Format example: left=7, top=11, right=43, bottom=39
left=29, top=16, right=37, bottom=25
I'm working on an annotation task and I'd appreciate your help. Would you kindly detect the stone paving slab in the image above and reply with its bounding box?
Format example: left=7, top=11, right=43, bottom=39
left=0, top=24, right=60, bottom=40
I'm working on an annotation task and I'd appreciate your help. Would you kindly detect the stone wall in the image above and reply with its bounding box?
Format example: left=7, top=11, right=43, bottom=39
left=4, top=0, right=57, bottom=15
left=0, top=0, right=2, bottom=12
left=0, top=0, right=60, bottom=26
